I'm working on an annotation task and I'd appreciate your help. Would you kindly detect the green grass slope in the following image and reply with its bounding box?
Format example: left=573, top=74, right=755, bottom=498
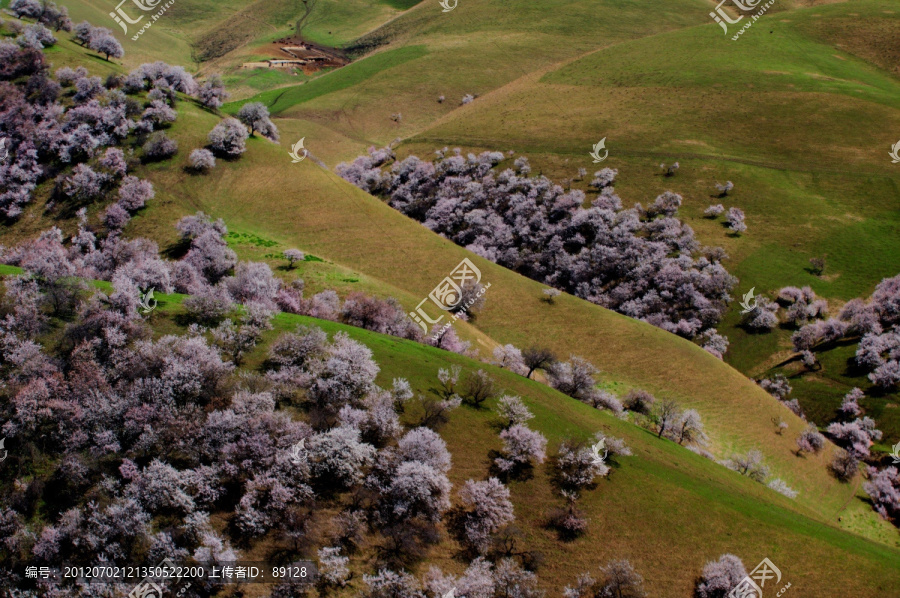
left=225, top=306, right=900, bottom=597
left=92, top=94, right=897, bottom=546
left=401, top=0, right=900, bottom=441
left=38, top=0, right=197, bottom=68
left=223, top=0, right=716, bottom=162
left=17, top=274, right=898, bottom=596
left=4, top=0, right=900, bottom=569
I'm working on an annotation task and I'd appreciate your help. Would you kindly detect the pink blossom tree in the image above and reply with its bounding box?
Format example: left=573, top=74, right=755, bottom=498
left=454, top=478, right=515, bottom=553
left=208, top=118, right=248, bottom=157
left=283, top=248, right=305, bottom=269
left=696, top=554, right=747, bottom=598
left=495, top=424, right=547, bottom=474
left=188, top=148, right=216, bottom=172
left=796, top=424, right=826, bottom=455
left=237, top=102, right=279, bottom=141
left=89, top=32, right=123, bottom=61
left=116, top=176, right=154, bottom=212
left=496, top=395, right=533, bottom=428
left=198, top=75, right=229, bottom=109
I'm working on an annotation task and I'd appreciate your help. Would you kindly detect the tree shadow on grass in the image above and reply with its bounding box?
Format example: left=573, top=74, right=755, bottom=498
left=487, top=449, right=535, bottom=482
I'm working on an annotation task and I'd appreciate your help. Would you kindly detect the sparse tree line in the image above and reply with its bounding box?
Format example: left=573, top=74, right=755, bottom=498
left=505, top=345, right=806, bottom=501
left=746, top=276, right=900, bottom=525
left=460, top=337, right=809, bottom=506
left=336, top=147, right=738, bottom=340
left=490, top=345, right=804, bottom=502
left=757, top=373, right=891, bottom=507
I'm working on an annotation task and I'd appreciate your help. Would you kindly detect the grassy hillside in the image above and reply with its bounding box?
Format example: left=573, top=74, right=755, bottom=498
left=396, top=1, right=900, bottom=442
left=7, top=10, right=899, bottom=542
left=84, top=92, right=895, bottom=547
left=8, top=270, right=897, bottom=596
left=2, top=0, right=900, bottom=592
left=222, top=0, right=714, bottom=159
left=40, top=0, right=196, bottom=67
left=24, top=0, right=413, bottom=98
left=190, top=300, right=900, bottom=597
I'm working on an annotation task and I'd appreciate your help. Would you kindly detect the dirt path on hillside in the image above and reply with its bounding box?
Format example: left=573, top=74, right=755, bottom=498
left=835, top=474, right=863, bottom=519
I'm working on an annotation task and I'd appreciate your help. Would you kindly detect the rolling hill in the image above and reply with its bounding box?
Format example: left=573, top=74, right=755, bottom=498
left=1, top=0, right=900, bottom=595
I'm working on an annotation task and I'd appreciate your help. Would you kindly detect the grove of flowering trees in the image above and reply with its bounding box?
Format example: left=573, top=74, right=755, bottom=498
left=0, top=173, right=615, bottom=593
left=746, top=273, right=900, bottom=500
left=0, top=33, right=265, bottom=231
left=337, top=148, right=737, bottom=339
left=0, top=215, right=560, bottom=593
left=0, top=38, right=205, bottom=218
left=11, top=0, right=72, bottom=32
